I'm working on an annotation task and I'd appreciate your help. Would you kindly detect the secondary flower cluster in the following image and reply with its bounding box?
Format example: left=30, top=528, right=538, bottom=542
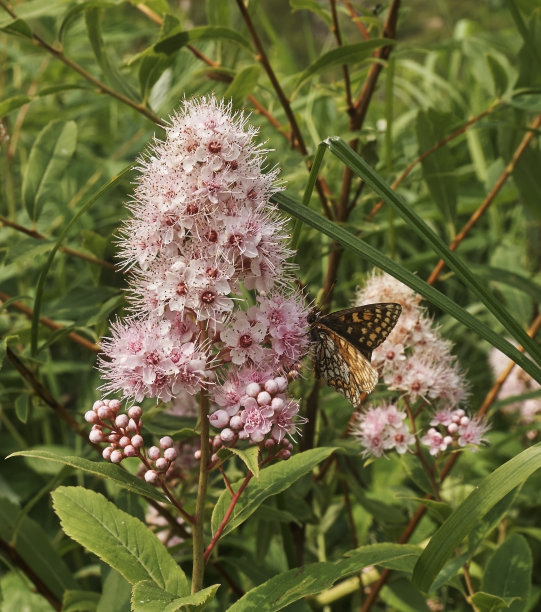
left=92, top=97, right=310, bottom=466
left=489, top=345, right=541, bottom=424
left=351, top=272, right=488, bottom=458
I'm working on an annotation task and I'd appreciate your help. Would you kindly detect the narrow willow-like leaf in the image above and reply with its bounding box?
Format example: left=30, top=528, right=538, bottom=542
left=63, top=590, right=100, bottom=612
left=211, top=447, right=336, bottom=537
left=154, top=25, right=251, bottom=56
left=228, top=543, right=420, bottom=611
left=59, top=0, right=117, bottom=42
left=412, top=443, right=541, bottom=592
left=322, top=136, right=541, bottom=368
left=9, top=450, right=167, bottom=503
left=295, top=39, right=394, bottom=92
left=0, top=95, right=31, bottom=116
left=131, top=581, right=220, bottom=612
left=30, top=163, right=133, bottom=355
left=0, top=497, right=78, bottom=600
left=52, top=486, right=189, bottom=596
left=22, top=120, right=78, bottom=222
left=273, top=192, right=541, bottom=384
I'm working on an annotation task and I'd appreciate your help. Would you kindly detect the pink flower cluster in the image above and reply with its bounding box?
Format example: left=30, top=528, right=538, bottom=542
left=355, top=272, right=468, bottom=407
left=489, top=345, right=541, bottom=424
left=351, top=403, right=415, bottom=457
left=93, top=97, right=310, bottom=459
left=422, top=408, right=488, bottom=455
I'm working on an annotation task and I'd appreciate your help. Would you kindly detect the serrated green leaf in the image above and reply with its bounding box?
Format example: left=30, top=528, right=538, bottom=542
left=481, top=534, right=532, bottom=611
left=228, top=543, right=420, bottom=611
left=211, top=447, right=336, bottom=537
left=22, top=120, right=78, bottom=222
left=0, top=95, right=31, bottom=117
left=8, top=450, right=167, bottom=503
left=224, top=65, right=260, bottom=103
left=131, top=581, right=219, bottom=612
left=217, top=446, right=260, bottom=479
left=0, top=497, right=79, bottom=600
left=52, top=486, right=189, bottom=595
left=295, top=39, right=394, bottom=92
left=412, top=443, right=541, bottom=592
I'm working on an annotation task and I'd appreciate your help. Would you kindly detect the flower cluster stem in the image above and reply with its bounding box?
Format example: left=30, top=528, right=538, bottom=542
left=191, top=388, right=211, bottom=594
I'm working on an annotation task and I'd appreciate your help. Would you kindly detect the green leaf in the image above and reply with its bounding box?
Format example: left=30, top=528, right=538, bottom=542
left=290, top=0, right=331, bottom=24
left=58, top=1, right=118, bottom=42
left=131, top=581, right=219, bottom=612
left=153, top=25, right=251, bottom=56
left=481, top=534, right=532, bottom=611
left=0, top=95, right=31, bottom=116
left=295, top=40, right=394, bottom=91
left=224, top=65, right=260, bottom=103
left=85, top=8, right=139, bottom=100
left=228, top=543, right=420, bottom=611
left=217, top=446, right=260, bottom=479
left=0, top=497, right=79, bottom=600
left=416, top=109, right=457, bottom=228
left=412, top=443, right=541, bottom=592
left=0, top=17, right=32, bottom=38
left=52, top=486, right=189, bottom=595
left=471, top=591, right=521, bottom=612
left=8, top=450, right=168, bottom=503
left=15, top=394, right=30, bottom=423
left=63, top=590, right=100, bottom=612
left=211, top=447, right=336, bottom=537
left=22, top=120, right=78, bottom=222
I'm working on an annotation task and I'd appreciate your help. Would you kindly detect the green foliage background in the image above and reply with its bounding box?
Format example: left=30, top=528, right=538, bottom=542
left=1, top=0, right=541, bottom=610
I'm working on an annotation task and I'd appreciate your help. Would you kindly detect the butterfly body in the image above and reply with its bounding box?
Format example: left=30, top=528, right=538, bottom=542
left=309, top=303, right=402, bottom=405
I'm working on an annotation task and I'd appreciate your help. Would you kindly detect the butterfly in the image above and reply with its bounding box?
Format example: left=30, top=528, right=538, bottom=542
left=309, top=303, right=402, bottom=406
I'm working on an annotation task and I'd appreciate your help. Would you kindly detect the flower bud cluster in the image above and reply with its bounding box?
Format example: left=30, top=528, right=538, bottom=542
left=85, top=399, right=144, bottom=463
left=209, top=370, right=304, bottom=445
left=422, top=408, right=488, bottom=455
left=143, top=436, right=179, bottom=484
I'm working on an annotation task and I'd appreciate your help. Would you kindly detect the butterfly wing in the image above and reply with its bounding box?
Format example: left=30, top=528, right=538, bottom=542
left=317, top=303, right=402, bottom=359
left=313, top=324, right=379, bottom=404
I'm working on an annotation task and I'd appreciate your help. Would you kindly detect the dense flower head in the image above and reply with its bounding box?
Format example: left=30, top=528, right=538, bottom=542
left=351, top=403, right=415, bottom=457
left=94, top=96, right=310, bottom=458
left=355, top=272, right=468, bottom=408
left=422, top=408, right=489, bottom=454
left=489, top=345, right=541, bottom=424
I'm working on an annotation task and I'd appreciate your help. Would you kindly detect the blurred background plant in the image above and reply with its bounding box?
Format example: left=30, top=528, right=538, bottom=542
left=1, top=0, right=541, bottom=610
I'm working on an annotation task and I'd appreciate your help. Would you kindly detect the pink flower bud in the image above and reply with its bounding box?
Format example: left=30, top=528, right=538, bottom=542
left=110, top=449, right=123, bottom=463
left=84, top=411, right=99, bottom=423
left=148, top=446, right=161, bottom=461
left=447, top=422, right=459, bottom=434
left=257, top=391, right=271, bottom=406
left=212, top=436, right=223, bottom=450
left=271, top=397, right=285, bottom=411
left=245, top=382, right=261, bottom=397
left=209, top=409, right=229, bottom=428
left=238, top=430, right=249, bottom=440
left=128, top=406, right=142, bottom=420
left=124, top=445, right=136, bottom=457
left=102, top=447, right=113, bottom=460
left=164, top=447, right=178, bottom=461
left=108, top=433, right=120, bottom=443
left=119, top=436, right=131, bottom=448
left=89, top=429, right=104, bottom=443
left=155, top=457, right=169, bottom=472
left=194, top=449, right=202, bottom=460
left=243, top=397, right=258, bottom=410
left=115, top=414, right=129, bottom=429
left=92, top=400, right=104, bottom=410
left=127, top=418, right=139, bottom=432
left=443, top=435, right=453, bottom=446
left=144, top=470, right=159, bottom=484
left=98, top=406, right=113, bottom=420
left=220, top=428, right=235, bottom=443
left=264, top=379, right=278, bottom=395
left=275, top=376, right=288, bottom=392
left=264, top=438, right=275, bottom=448
left=109, top=399, right=122, bottom=412
left=160, top=436, right=174, bottom=449
left=279, top=449, right=291, bottom=460
left=460, top=416, right=470, bottom=426
left=229, top=415, right=243, bottom=430
left=131, top=434, right=144, bottom=448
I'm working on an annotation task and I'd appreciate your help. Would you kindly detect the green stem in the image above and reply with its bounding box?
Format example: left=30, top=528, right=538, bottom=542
left=191, top=388, right=210, bottom=594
